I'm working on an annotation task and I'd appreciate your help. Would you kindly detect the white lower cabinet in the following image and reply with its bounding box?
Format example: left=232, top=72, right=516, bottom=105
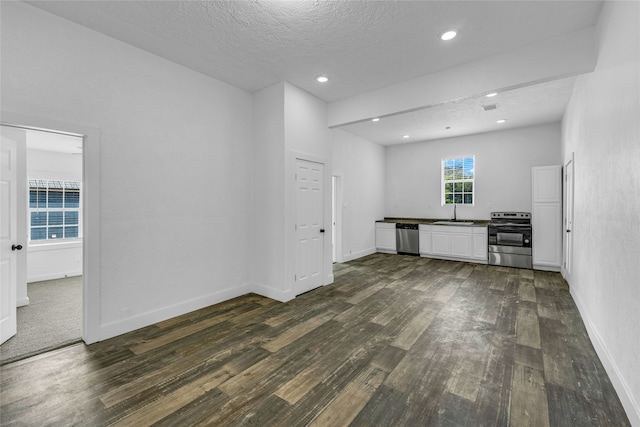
left=375, top=222, right=397, bottom=253
left=431, top=229, right=451, bottom=255
left=472, top=228, right=488, bottom=261
left=424, top=225, right=487, bottom=263
left=419, top=225, right=432, bottom=255
left=380, top=222, right=488, bottom=263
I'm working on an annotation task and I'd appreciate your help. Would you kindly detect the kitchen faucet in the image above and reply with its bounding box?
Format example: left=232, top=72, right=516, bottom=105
left=452, top=204, right=457, bottom=220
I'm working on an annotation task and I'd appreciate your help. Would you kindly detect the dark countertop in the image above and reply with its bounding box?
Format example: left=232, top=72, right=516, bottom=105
left=376, top=217, right=490, bottom=226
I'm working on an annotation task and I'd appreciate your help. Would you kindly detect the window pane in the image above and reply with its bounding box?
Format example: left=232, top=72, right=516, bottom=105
left=454, top=159, right=463, bottom=179
left=48, top=227, right=63, bottom=239
left=454, top=182, right=463, bottom=192
left=49, top=211, right=63, bottom=225
left=444, top=162, right=454, bottom=180
left=463, top=157, right=474, bottom=179
left=445, top=183, right=453, bottom=194
left=31, top=212, right=47, bottom=226
left=454, top=194, right=463, bottom=204
left=64, top=226, right=79, bottom=238
left=31, top=228, right=46, bottom=240
left=48, top=190, right=63, bottom=208
left=464, top=194, right=473, bottom=204
left=65, top=211, right=79, bottom=225
left=29, top=190, right=47, bottom=208
left=64, top=191, right=80, bottom=208
left=464, top=182, right=473, bottom=192
left=445, top=194, right=453, bottom=204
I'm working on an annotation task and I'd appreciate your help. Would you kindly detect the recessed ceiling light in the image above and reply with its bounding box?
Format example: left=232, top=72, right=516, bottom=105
left=496, top=119, right=507, bottom=124
left=316, top=76, right=329, bottom=83
left=403, top=135, right=410, bottom=139
left=485, top=92, right=498, bottom=98
left=372, top=118, right=380, bottom=122
left=440, top=30, right=457, bottom=41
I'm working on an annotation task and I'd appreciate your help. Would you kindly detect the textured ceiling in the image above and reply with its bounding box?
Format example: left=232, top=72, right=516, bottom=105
left=26, top=1, right=603, bottom=103
left=339, top=77, right=578, bottom=145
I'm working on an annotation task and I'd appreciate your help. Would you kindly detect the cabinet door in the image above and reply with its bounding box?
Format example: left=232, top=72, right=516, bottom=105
left=376, top=224, right=397, bottom=251
left=532, top=166, right=562, bottom=203
left=533, top=203, right=562, bottom=266
left=451, top=233, right=472, bottom=257
left=419, top=230, right=432, bottom=254
left=532, top=165, right=562, bottom=270
left=473, top=231, right=488, bottom=260
left=431, top=231, right=451, bottom=255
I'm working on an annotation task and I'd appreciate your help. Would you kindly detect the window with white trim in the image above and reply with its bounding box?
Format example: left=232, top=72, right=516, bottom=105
left=442, top=156, right=475, bottom=205
left=29, top=179, right=81, bottom=241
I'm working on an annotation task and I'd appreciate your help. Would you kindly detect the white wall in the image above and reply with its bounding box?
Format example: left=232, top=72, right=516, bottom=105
left=385, top=123, right=561, bottom=220
left=283, top=83, right=333, bottom=287
left=27, top=242, right=82, bottom=283
left=561, top=1, right=640, bottom=423
left=251, top=82, right=333, bottom=300
left=252, top=82, right=286, bottom=300
left=2, top=2, right=254, bottom=341
left=27, top=148, right=82, bottom=182
left=332, top=129, right=385, bottom=261
left=27, top=148, right=83, bottom=283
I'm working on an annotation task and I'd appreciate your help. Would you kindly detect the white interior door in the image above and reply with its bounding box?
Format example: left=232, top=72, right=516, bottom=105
left=1, top=131, right=19, bottom=345
left=295, top=159, right=324, bottom=295
left=564, top=156, right=574, bottom=278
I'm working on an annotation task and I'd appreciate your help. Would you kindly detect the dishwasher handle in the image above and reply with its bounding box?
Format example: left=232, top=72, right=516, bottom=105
left=396, top=223, right=419, bottom=230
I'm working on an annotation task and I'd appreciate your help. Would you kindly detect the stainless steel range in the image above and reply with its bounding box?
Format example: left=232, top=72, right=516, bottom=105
left=488, top=212, right=532, bottom=269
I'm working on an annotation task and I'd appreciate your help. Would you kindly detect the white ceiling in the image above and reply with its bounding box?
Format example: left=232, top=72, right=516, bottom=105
left=26, top=0, right=604, bottom=144
left=340, top=76, right=578, bottom=145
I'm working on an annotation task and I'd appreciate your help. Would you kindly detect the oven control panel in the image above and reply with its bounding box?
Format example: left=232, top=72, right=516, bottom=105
left=491, top=212, right=531, bottom=219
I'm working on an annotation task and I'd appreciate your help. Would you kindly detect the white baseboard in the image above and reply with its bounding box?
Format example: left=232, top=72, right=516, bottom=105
left=342, top=247, right=377, bottom=262
left=571, top=288, right=639, bottom=426
left=95, top=284, right=251, bottom=342
left=421, top=254, right=487, bottom=264
left=17, top=297, right=30, bottom=307
left=27, top=271, right=82, bottom=283
left=251, top=281, right=295, bottom=303
left=375, top=249, right=397, bottom=256
left=533, top=264, right=561, bottom=272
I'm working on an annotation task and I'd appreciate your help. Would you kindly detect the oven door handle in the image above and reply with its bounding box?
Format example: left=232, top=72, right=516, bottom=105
left=489, top=226, right=531, bottom=233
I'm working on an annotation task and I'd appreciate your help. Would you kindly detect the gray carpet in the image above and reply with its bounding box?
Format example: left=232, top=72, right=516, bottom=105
left=0, top=276, right=82, bottom=365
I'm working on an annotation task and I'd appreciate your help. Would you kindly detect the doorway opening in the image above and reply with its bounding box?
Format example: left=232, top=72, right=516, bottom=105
left=0, top=126, right=84, bottom=364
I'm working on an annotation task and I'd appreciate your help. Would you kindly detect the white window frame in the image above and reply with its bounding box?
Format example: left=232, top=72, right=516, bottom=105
left=441, top=155, right=475, bottom=206
left=28, top=179, right=82, bottom=243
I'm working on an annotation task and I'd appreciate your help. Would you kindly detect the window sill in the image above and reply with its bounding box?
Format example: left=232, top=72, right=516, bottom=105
left=28, top=239, right=83, bottom=251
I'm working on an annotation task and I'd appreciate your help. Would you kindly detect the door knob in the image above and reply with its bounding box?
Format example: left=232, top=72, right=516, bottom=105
left=566, top=230, right=571, bottom=233
left=320, top=229, right=325, bottom=233
left=12, top=244, right=23, bottom=251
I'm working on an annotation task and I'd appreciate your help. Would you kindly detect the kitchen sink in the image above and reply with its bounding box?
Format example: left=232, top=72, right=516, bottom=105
left=432, top=221, right=475, bottom=226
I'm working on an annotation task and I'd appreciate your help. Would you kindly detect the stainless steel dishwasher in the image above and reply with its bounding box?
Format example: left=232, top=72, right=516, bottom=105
left=396, top=223, right=419, bottom=255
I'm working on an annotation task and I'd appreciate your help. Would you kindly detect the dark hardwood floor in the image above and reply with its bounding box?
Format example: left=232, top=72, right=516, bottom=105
left=0, top=254, right=630, bottom=426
